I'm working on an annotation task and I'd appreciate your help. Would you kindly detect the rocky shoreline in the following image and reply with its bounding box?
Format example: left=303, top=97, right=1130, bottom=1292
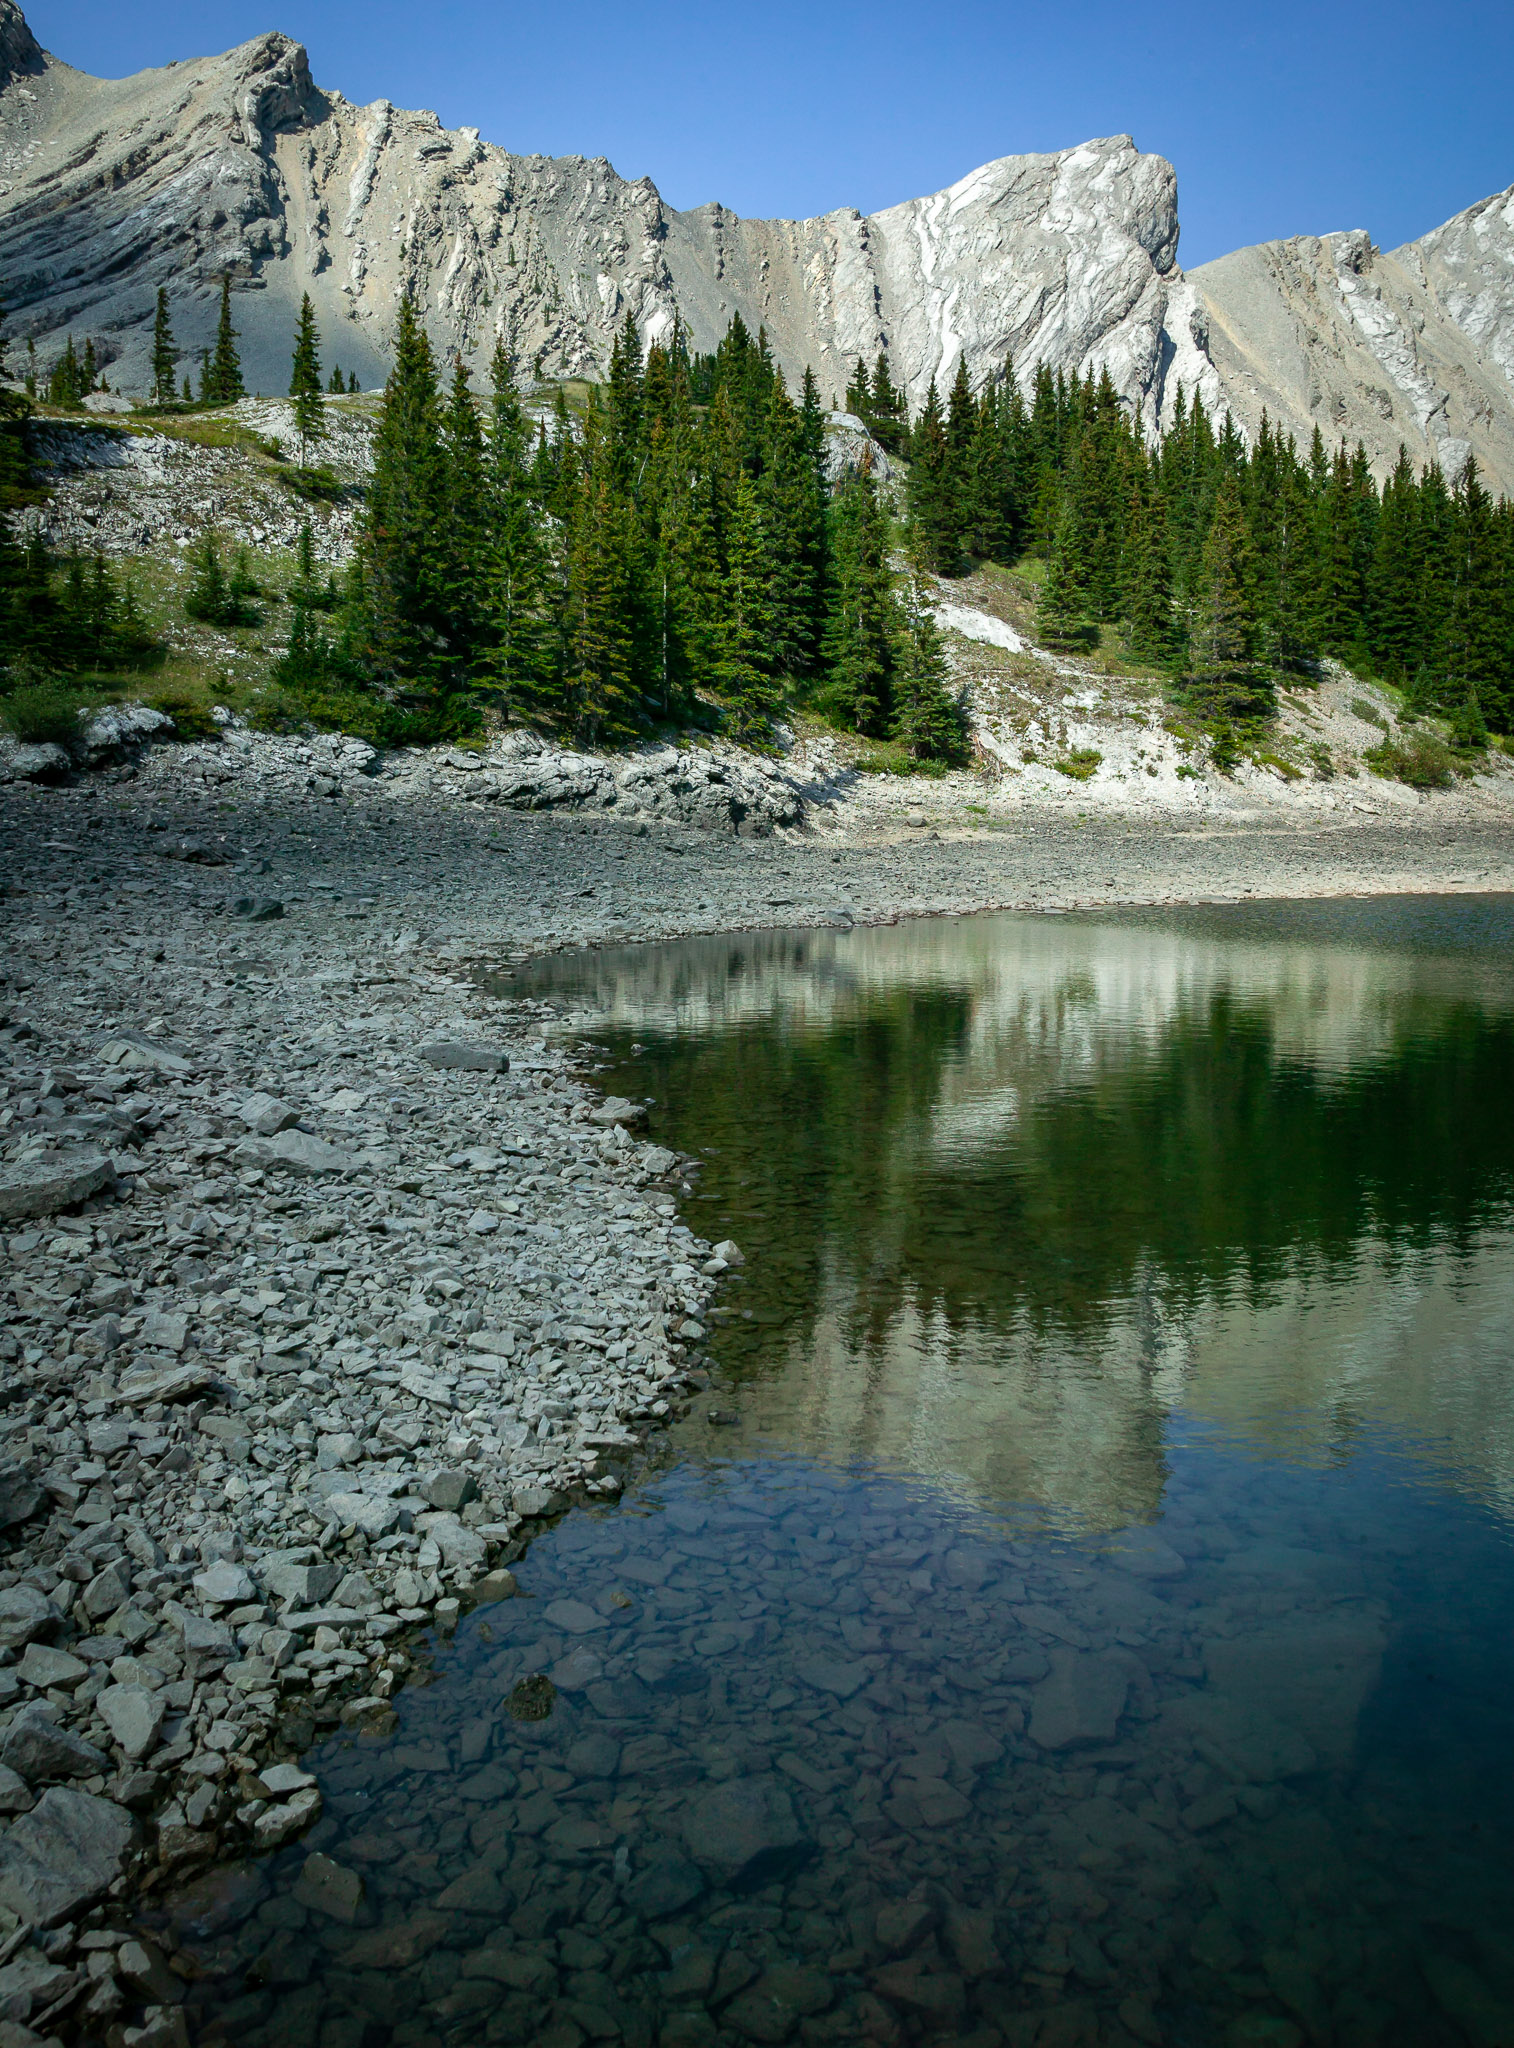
left=2, top=742, right=1513, bottom=2045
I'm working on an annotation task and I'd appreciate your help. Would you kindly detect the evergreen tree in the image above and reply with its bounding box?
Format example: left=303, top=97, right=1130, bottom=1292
left=289, top=293, right=326, bottom=464
left=206, top=275, right=244, bottom=405
left=893, top=577, right=964, bottom=761
left=477, top=340, right=557, bottom=715
left=713, top=469, right=781, bottom=736
left=1121, top=479, right=1177, bottom=666
left=1190, top=469, right=1256, bottom=671
left=1036, top=505, right=1086, bottom=649
left=47, top=336, right=85, bottom=409
left=906, top=379, right=957, bottom=573
left=820, top=468, right=896, bottom=735
left=357, top=295, right=452, bottom=686
left=151, top=290, right=178, bottom=405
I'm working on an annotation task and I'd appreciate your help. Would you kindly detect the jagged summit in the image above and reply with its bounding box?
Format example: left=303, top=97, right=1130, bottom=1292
left=0, top=5, right=1215, bottom=424
left=0, top=0, right=1512, bottom=486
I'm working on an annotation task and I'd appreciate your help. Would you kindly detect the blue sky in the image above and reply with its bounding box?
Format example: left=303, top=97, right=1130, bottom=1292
left=31, top=0, right=1514, bottom=268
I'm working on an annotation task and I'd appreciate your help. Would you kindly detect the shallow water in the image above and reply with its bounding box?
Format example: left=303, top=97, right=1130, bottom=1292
left=183, top=897, right=1514, bottom=2048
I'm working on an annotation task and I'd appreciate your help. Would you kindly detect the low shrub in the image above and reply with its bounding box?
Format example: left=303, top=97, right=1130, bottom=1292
left=1053, top=748, right=1103, bottom=781
left=279, top=464, right=345, bottom=503
left=1365, top=732, right=1456, bottom=789
left=855, top=744, right=949, bottom=779
left=0, top=680, right=88, bottom=746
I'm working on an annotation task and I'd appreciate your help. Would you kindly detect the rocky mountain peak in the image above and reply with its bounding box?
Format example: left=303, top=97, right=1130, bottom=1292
left=0, top=0, right=43, bottom=84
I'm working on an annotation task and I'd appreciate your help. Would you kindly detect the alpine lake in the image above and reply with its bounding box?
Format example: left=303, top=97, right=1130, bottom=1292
left=180, top=895, right=1514, bottom=2048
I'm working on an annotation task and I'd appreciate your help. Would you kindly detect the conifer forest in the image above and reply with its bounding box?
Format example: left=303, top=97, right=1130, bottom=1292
left=3, top=291, right=1513, bottom=765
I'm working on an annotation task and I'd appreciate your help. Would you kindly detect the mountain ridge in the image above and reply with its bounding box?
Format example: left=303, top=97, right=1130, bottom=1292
left=1, top=1, right=1512, bottom=489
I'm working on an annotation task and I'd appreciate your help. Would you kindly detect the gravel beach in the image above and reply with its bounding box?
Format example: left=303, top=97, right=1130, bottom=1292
left=1, top=735, right=1513, bottom=2044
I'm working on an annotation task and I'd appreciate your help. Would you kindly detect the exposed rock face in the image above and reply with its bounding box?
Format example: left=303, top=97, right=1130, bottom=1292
left=1194, top=190, right=1514, bottom=495
left=0, top=2, right=1214, bottom=427
left=2, top=1, right=1512, bottom=482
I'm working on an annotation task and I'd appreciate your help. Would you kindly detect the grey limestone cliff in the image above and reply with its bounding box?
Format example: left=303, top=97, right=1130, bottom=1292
left=1193, top=187, right=1514, bottom=495
left=0, top=2, right=1214, bottom=426
left=1, top=0, right=1512, bottom=487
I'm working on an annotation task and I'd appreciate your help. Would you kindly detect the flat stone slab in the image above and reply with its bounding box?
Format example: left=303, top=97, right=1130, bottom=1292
left=0, top=1150, right=113, bottom=1222
left=1028, top=1649, right=1131, bottom=1750
left=0, top=1786, right=134, bottom=1926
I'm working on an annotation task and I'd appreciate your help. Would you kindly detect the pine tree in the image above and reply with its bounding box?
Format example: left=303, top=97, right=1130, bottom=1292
left=1121, top=479, right=1177, bottom=666
left=289, top=293, right=325, bottom=464
left=906, top=379, right=957, bottom=574
left=1036, top=505, right=1086, bottom=650
left=820, top=469, right=896, bottom=736
left=893, top=576, right=964, bottom=761
left=357, top=295, right=452, bottom=687
left=713, top=469, right=781, bottom=737
left=206, top=275, right=244, bottom=405
left=151, top=290, right=177, bottom=405
left=184, top=534, right=233, bottom=625
left=47, top=336, right=84, bottom=409
left=1191, top=469, right=1256, bottom=671
left=477, top=339, right=556, bottom=715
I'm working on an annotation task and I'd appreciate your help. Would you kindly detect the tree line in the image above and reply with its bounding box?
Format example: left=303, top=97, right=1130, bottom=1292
left=280, top=306, right=963, bottom=756
left=880, top=355, right=1514, bottom=735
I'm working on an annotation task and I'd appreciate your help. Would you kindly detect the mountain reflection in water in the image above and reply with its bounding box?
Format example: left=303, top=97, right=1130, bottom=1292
left=512, top=896, right=1514, bottom=1530
left=181, top=897, right=1514, bottom=2048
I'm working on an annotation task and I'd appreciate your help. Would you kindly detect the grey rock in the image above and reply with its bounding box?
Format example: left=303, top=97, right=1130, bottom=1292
left=137, top=1310, right=187, bottom=1354
left=421, top=1041, right=510, bottom=1073
left=320, top=1491, right=403, bottom=1537
left=260, top=1559, right=341, bottom=1608
left=589, top=1097, right=645, bottom=1127
left=0, top=1950, right=75, bottom=2016
left=98, top=1032, right=193, bottom=1076
left=116, top=1362, right=216, bottom=1406
left=235, top=1129, right=355, bottom=1176
left=420, top=1468, right=478, bottom=1512
left=236, top=1091, right=301, bottom=1135
left=0, top=1786, right=134, bottom=1925
left=511, top=1484, right=563, bottom=1519
left=96, top=1683, right=166, bottom=1761
left=0, top=1589, right=58, bottom=1656
left=0, top=1149, right=113, bottom=1222
left=682, top=1775, right=803, bottom=1884
left=16, top=1644, right=87, bottom=1690
left=3, top=741, right=72, bottom=784
left=0, top=1765, right=34, bottom=1816
left=79, top=703, right=174, bottom=766
left=80, top=1562, right=132, bottom=1621
left=464, top=1327, right=517, bottom=1359
left=0, top=1463, right=46, bottom=1532
left=1027, top=1649, right=1130, bottom=1750
left=623, top=1852, right=706, bottom=1920
left=191, top=1562, right=256, bottom=1606
left=0, top=1703, right=108, bottom=1783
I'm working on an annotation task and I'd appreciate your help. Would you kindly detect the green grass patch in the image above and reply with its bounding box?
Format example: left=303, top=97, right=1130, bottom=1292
left=0, top=680, right=94, bottom=745
left=854, top=742, right=950, bottom=779
left=1053, top=748, right=1103, bottom=781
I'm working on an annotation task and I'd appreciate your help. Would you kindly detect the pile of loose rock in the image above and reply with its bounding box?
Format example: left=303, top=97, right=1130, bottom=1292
left=0, top=821, right=746, bottom=2044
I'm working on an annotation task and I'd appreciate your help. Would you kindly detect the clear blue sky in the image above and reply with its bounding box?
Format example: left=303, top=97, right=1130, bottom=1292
left=29, top=0, right=1514, bottom=268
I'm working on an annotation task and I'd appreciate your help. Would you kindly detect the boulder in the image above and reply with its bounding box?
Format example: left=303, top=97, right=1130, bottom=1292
left=0, top=1464, right=46, bottom=1533
left=0, top=1786, right=133, bottom=1925
left=3, top=741, right=72, bottom=784
left=0, top=1589, right=59, bottom=1656
left=0, top=1704, right=108, bottom=1784
left=236, top=1091, right=301, bottom=1135
left=236, top=1129, right=355, bottom=1176
left=96, top=1684, right=166, bottom=1761
left=79, top=703, right=174, bottom=765
left=421, top=1041, right=510, bottom=1073
left=0, top=1149, right=113, bottom=1222
left=1028, top=1649, right=1131, bottom=1750
left=682, top=1776, right=805, bottom=1888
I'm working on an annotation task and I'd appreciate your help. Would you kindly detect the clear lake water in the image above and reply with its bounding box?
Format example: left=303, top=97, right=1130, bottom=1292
left=180, top=896, right=1514, bottom=2048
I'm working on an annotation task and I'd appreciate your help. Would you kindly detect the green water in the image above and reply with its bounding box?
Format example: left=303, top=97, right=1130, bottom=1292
left=183, top=896, right=1514, bottom=2048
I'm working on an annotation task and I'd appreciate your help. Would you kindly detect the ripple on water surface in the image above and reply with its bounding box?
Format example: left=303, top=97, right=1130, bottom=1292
left=181, top=897, right=1514, bottom=2048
